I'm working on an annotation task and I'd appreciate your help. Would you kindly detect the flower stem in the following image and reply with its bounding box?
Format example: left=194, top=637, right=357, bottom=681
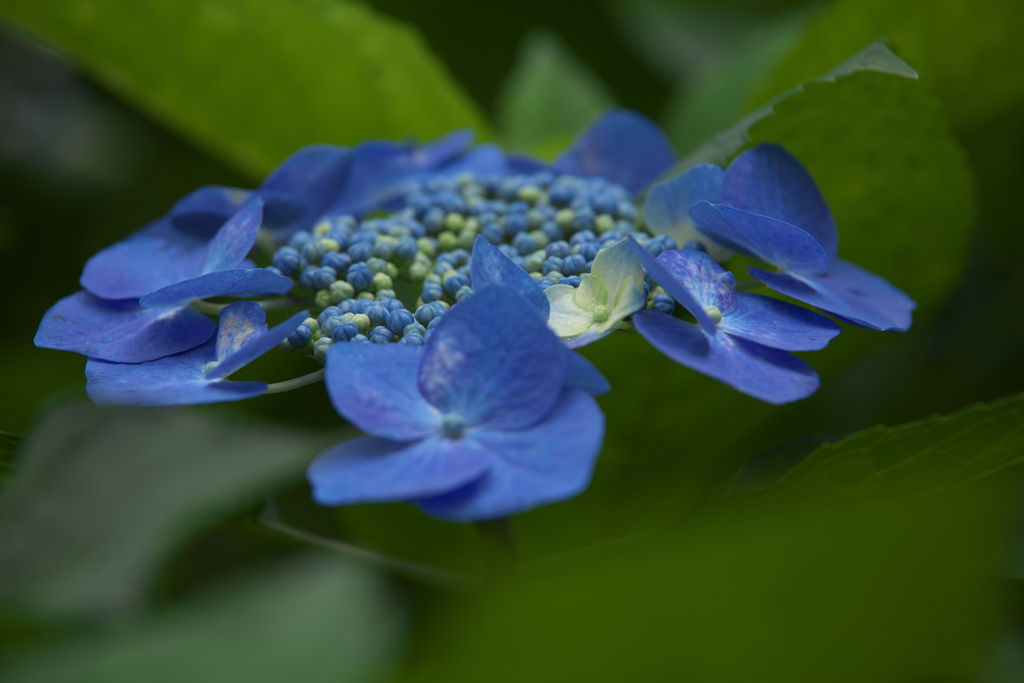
left=476, top=518, right=517, bottom=579
left=192, top=297, right=297, bottom=315
left=265, top=369, right=324, bottom=394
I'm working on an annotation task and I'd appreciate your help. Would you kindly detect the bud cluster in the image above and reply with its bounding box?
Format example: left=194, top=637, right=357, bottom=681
left=270, top=171, right=678, bottom=358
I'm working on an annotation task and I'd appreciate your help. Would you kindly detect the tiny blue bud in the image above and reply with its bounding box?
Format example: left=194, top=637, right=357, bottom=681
left=455, top=285, right=474, bottom=302
left=443, top=273, right=470, bottom=296
left=365, top=304, right=388, bottom=326
left=370, top=326, right=394, bottom=344
left=313, top=337, right=333, bottom=362
left=481, top=221, right=505, bottom=244
left=312, top=266, right=338, bottom=289
left=396, top=235, right=419, bottom=261
left=272, top=246, right=304, bottom=274
left=299, top=265, right=319, bottom=290
left=287, top=323, right=313, bottom=348
left=537, top=277, right=555, bottom=289
left=317, top=306, right=341, bottom=325
left=651, top=293, right=676, bottom=314
left=399, top=332, right=424, bottom=346
left=403, top=322, right=426, bottom=337
left=572, top=209, right=595, bottom=232
left=543, top=256, right=564, bottom=274
left=301, top=240, right=326, bottom=263
left=332, top=321, right=359, bottom=342
left=386, top=309, right=416, bottom=335
left=442, top=412, right=466, bottom=438
left=374, top=237, right=397, bottom=260
left=264, top=266, right=284, bottom=277
left=346, top=262, right=373, bottom=290
left=323, top=251, right=352, bottom=274
left=421, top=282, right=444, bottom=303
left=424, top=207, right=446, bottom=233
left=561, top=253, right=587, bottom=275
left=561, top=275, right=582, bottom=288
left=512, top=232, right=537, bottom=255
left=577, top=241, right=601, bottom=261
left=570, top=230, right=597, bottom=245
left=347, top=241, right=373, bottom=263
left=504, top=212, right=528, bottom=236
left=546, top=240, right=571, bottom=258
left=540, top=220, right=563, bottom=242
left=415, top=301, right=448, bottom=326
left=288, top=230, right=313, bottom=249
left=350, top=334, right=370, bottom=343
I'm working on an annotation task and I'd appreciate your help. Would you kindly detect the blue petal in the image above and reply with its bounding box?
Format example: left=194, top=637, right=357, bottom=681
left=260, top=144, right=351, bottom=234
left=689, top=203, right=830, bottom=275
left=85, top=340, right=266, bottom=406
left=722, top=144, right=838, bottom=261
left=632, top=310, right=820, bottom=404
left=645, top=164, right=727, bottom=256
left=627, top=236, right=715, bottom=332
left=214, top=301, right=266, bottom=361
left=564, top=349, right=611, bottom=396
left=554, top=108, right=677, bottom=195
left=432, top=142, right=508, bottom=178
left=469, top=235, right=550, bottom=318
left=749, top=258, right=916, bottom=332
left=139, top=268, right=293, bottom=308
left=325, top=342, right=441, bottom=441
left=718, top=293, right=840, bottom=351
left=655, top=248, right=738, bottom=315
left=208, top=309, right=310, bottom=380
left=80, top=218, right=207, bottom=300
left=169, top=185, right=252, bottom=236
left=326, top=131, right=474, bottom=217
left=35, top=291, right=214, bottom=363
left=418, top=286, right=567, bottom=431
left=201, top=198, right=264, bottom=274
left=308, top=435, right=490, bottom=506
left=507, top=153, right=547, bottom=174
left=417, top=389, right=605, bottom=522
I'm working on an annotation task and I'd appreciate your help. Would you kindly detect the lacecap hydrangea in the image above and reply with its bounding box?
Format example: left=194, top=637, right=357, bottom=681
left=35, top=109, right=914, bottom=522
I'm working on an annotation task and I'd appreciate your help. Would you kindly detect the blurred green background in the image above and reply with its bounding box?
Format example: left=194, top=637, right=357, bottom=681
left=1, top=0, right=1024, bottom=681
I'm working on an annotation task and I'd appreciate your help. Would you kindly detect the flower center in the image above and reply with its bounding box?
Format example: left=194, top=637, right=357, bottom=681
left=703, top=305, right=723, bottom=325
left=592, top=304, right=610, bottom=322
left=442, top=412, right=466, bottom=439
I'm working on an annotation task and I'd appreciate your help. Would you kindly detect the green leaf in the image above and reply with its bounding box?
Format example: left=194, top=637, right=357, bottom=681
left=496, top=29, right=615, bottom=160
left=417, top=487, right=1003, bottom=683
left=750, top=0, right=1024, bottom=129
left=742, top=390, right=1024, bottom=509
left=0, top=431, right=23, bottom=484
left=0, top=555, right=400, bottom=683
left=0, top=0, right=489, bottom=176
left=0, top=401, right=347, bottom=620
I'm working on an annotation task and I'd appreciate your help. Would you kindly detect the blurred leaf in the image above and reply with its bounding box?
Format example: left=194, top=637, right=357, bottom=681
left=0, top=0, right=489, bottom=176
left=747, top=69, right=974, bottom=314
left=496, top=29, right=614, bottom=160
left=0, top=554, right=400, bottom=683
left=728, top=434, right=831, bottom=493
left=0, top=432, right=22, bottom=483
left=738, top=390, right=1024, bottom=509
left=678, top=41, right=917, bottom=169
left=0, top=401, right=347, bottom=620
left=750, top=0, right=1024, bottom=129
left=418, top=486, right=1002, bottom=683
left=661, top=8, right=811, bottom=155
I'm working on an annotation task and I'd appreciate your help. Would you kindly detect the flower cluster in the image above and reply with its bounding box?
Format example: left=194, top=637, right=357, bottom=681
left=34, top=109, right=914, bottom=520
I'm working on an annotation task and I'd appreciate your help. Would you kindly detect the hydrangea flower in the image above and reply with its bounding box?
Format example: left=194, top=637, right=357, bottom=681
left=644, top=163, right=731, bottom=262
left=308, top=286, right=605, bottom=522
left=629, top=238, right=841, bottom=404
left=35, top=199, right=291, bottom=362
left=687, top=144, right=916, bottom=331
left=85, top=302, right=310, bottom=406
left=545, top=239, right=647, bottom=348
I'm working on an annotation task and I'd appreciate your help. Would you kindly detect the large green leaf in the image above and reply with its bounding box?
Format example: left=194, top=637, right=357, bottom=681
left=0, top=401, right=347, bottom=620
left=495, top=29, right=614, bottom=160
left=750, top=0, right=1024, bottom=130
left=0, top=0, right=489, bottom=176
left=0, top=555, right=400, bottom=683
left=736, top=390, right=1024, bottom=509
left=415, top=486, right=1003, bottom=683
left=0, top=432, right=22, bottom=484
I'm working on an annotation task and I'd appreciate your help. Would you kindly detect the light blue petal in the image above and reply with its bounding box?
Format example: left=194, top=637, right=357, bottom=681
left=722, top=144, right=838, bottom=262
left=645, top=164, right=730, bottom=260
left=633, top=310, right=820, bottom=404
left=564, top=349, right=610, bottom=396
left=689, top=202, right=830, bottom=276
left=417, top=389, right=605, bottom=522
left=201, top=198, right=264, bottom=274
left=207, top=309, right=310, bottom=380
left=470, top=235, right=550, bottom=318
left=749, top=258, right=916, bottom=332
left=627, top=236, right=715, bottom=332
left=85, top=340, right=267, bottom=406
left=554, top=108, right=677, bottom=194
left=80, top=218, right=207, bottom=300
left=325, top=343, right=441, bottom=441
left=169, top=185, right=252, bottom=236
left=260, top=144, right=351, bottom=236
left=35, top=291, right=214, bottom=363
left=418, top=286, right=567, bottom=431
left=308, top=436, right=490, bottom=506
left=214, top=302, right=266, bottom=362
left=718, top=293, right=840, bottom=351
left=138, top=268, right=293, bottom=308
left=655, top=249, right=738, bottom=314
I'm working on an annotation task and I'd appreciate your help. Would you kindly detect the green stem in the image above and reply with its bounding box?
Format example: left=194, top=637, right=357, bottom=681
left=265, top=369, right=324, bottom=394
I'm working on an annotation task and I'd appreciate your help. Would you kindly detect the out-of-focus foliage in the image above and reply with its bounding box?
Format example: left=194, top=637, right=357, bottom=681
left=496, top=30, right=615, bottom=160
left=0, top=555, right=401, bottom=683
left=751, top=0, right=1024, bottom=129
left=0, top=0, right=489, bottom=176
left=0, top=402, right=348, bottom=620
